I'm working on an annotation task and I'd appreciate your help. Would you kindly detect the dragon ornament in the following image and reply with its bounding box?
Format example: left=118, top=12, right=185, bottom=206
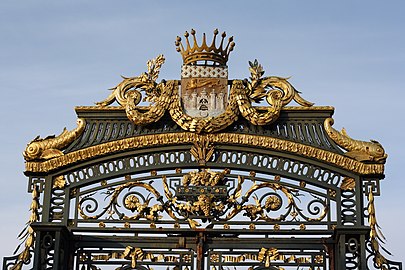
left=23, top=118, right=86, bottom=161
left=324, top=118, right=387, bottom=163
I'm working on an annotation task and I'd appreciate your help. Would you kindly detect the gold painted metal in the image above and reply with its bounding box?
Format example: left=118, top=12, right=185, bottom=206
left=52, top=175, right=66, bottom=189
left=190, top=136, right=215, bottom=165
left=96, top=55, right=165, bottom=107
left=25, top=132, right=385, bottom=175
left=79, top=169, right=327, bottom=229
left=79, top=181, right=163, bottom=221
left=368, top=189, right=391, bottom=269
left=258, top=247, right=280, bottom=267
left=182, top=169, right=229, bottom=186
left=75, top=105, right=334, bottom=112
left=340, top=177, right=355, bottom=191
left=175, top=29, right=234, bottom=66
left=212, top=247, right=312, bottom=268
left=90, top=246, right=172, bottom=269
left=97, top=48, right=313, bottom=133
left=324, top=118, right=387, bottom=163
left=23, top=118, right=86, bottom=161
left=10, top=185, right=40, bottom=270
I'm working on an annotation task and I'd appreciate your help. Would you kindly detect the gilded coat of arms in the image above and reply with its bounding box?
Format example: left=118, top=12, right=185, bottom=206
left=96, top=29, right=313, bottom=133
left=176, top=29, right=234, bottom=118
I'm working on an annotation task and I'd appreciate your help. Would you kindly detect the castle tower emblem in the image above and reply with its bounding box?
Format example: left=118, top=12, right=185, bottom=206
left=176, top=29, right=235, bottom=118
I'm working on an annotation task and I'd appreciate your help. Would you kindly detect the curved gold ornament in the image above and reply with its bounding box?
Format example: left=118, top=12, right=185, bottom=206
left=190, top=136, right=215, bottom=166
left=126, top=81, right=176, bottom=125
left=79, top=181, right=163, bottom=221
left=96, top=55, right=165, bottom=107
left=97, top=55, right=314, bottom=134
left=25, top=132, right=385, bottom=175
left=23, top=118, right=86, bottom=161
left=368, top=190, right=393, bottom=269
left=9, top=185, right=40, bottom=270
left=324, top=118, right=387, bottom=163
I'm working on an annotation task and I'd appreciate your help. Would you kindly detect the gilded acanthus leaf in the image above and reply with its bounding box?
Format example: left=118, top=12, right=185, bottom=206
left=190, top=136, right=215, bottom=165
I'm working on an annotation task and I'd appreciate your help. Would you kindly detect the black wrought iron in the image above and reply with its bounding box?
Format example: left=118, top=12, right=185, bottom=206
left=3, top=75, right=402, bottom=270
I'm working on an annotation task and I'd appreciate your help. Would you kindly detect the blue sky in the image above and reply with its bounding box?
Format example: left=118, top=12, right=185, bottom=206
left=1, top=0, right=404, bottom=264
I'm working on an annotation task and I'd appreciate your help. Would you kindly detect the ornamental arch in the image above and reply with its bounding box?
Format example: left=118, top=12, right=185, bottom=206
left=3, top=29, right=402, bottom=270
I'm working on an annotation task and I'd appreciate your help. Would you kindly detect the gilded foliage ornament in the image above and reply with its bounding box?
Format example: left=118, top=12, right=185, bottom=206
left=78, top=169, right=328, bottom=229
left=96, top=29, right=314, bottom=134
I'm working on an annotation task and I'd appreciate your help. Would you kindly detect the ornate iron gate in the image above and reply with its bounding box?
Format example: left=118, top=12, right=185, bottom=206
left=3, top=29, right=402, bottom=270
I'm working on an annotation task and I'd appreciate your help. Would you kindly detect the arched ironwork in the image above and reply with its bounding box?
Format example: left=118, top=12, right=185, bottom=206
left=3, top=29, right=401, bottom=270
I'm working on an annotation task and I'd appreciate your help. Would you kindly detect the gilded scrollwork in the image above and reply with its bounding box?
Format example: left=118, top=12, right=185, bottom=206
left=126, top=80, right=176, bottom=125
left=78, top=169, right=329, bottom=229
left=247, top=59, right=314, bottom=107
left=96, top=55, right=165, bottom=107
left=96, top=52, right=314, bottom=134
left=324, top=118, right=387, bottom=163
left=23, top=118, right=86, bottom=161
left=78, top=182, right=164, bottom=221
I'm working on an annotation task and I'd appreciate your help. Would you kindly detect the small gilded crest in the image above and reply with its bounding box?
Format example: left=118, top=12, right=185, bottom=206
left=176, top=29, right=234, bottom=118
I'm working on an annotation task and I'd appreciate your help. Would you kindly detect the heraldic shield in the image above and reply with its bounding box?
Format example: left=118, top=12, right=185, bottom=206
left=177, top=29, right=234, bottom=118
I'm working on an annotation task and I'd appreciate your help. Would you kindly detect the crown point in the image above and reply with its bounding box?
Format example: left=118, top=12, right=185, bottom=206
left=214, top=29, right=219, bottom=35
left=229, top=43, right=235, bottom=52
left=221, top=32, right=226, bottom=38
left=229, top=36, right=234, bottom=42
left=176, top=36, right=182, bottom=42
left=176, top=47, right=181, bottom=52
left=191, top=29, right=196, bottom=35
left=175, top=41, right=180, bottom=46
left=184, top=31, right=189, bottom=38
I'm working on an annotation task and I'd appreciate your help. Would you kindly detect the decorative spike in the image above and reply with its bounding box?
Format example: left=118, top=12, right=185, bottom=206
left=224, top=36, right=234, bottom=54
left=191, top=29, right=199, bottom=50
left=184, top=31, right=191, bottom=50
left=201, top=33, right=208, bottom=51
left=210, top=29, right=219, bottom=49
left=218, top=32, right=226, bottom=53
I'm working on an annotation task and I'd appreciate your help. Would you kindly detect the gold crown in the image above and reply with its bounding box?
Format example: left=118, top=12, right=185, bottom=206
left=175, top=29, right=235, bottom=66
